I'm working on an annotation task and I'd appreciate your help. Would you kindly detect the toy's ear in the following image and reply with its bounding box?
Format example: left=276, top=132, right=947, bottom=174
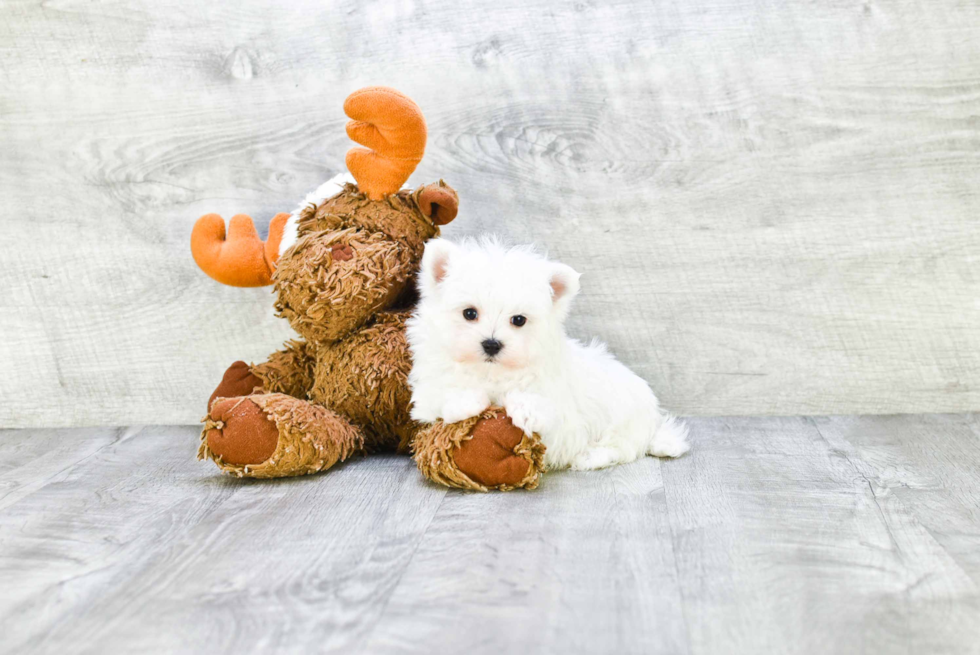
left=419, top=238, right=457, bottom=297
left=549, top=262, right=581, bottom=317
left=416, top=182, right=458, bottom=225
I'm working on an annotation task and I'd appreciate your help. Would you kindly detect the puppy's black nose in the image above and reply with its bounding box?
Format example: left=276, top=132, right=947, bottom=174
left=481, top=339, right=503, bottom=357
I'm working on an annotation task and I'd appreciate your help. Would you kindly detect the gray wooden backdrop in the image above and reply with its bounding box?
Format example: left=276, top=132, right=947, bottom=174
left=2, top=0, right=979, bottom=428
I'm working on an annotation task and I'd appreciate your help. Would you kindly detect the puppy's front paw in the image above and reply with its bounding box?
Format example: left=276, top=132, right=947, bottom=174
left=504, top=392, right=554, bottom=437
left=440, top=389, right=491, bottom=424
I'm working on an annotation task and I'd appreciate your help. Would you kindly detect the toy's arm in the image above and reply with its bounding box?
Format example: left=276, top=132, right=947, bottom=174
left=251, top=340, right=316, bottom=399
left=207, top=340, right=315, bottom=412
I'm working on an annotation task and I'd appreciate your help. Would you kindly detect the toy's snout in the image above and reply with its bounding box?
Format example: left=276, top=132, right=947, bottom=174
left=274, top=228, right=415, bottom=343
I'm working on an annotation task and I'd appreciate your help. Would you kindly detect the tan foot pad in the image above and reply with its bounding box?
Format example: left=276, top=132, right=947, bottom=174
left=414, top=407, right=546, bottom=492
left=205, top=397, right=280, bottom=466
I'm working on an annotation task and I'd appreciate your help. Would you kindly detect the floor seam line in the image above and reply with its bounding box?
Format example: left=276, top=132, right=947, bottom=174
left=659, top=456, right=695, bottom=655
left=350, top=483, right=450, bottom=653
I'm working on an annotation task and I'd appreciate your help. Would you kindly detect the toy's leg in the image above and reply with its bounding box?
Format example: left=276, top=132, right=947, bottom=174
left=412, top=407, right=546, bottom=492
left=200, top=393, right=364, bottom=478
left=207, top=340, right=315, bottom=412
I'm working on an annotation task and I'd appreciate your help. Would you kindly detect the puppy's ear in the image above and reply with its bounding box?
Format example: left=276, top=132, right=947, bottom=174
left=549, top=262, right=581, bottom=317
left=419, top=238, right=457, bottom=297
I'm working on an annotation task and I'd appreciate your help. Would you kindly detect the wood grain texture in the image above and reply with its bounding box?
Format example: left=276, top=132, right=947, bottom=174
left=812, top=414, right=980, bottom=587
left=1, top=415, right=979, bottom=654
left=660, top=416, right=980, bottom=654
left=0, top=425, right=449, bottom=654
left=361, top=460, right=689, bottom=655
left=2, top=0, right=979, bottom=426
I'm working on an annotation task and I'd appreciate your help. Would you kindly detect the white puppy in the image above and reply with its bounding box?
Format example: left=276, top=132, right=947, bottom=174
left=407, top=237, right=689, bottom=471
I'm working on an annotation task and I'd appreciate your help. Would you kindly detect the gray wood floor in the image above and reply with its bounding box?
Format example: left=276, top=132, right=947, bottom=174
left=1, top=414, right=979, bottom=655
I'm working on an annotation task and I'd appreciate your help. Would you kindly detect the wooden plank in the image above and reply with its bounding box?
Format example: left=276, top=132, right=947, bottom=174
left=659, top=416, right=980, bottom=655
left=0, top=427, right=447, bottom=654
left=813, top=413, right=980, bottom=586
left=1, top=415, right=980, bottom=653
left=0, top=426, right=131, bottom=512
left=2, top=0, right=980, bottom=426
left=361, top=459, right=689, bottom=655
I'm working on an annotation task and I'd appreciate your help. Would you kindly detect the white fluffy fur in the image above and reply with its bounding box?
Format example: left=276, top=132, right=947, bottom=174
left=278, top=172, right=355, bottom=257
left=407, top=237, right=690, bottom=471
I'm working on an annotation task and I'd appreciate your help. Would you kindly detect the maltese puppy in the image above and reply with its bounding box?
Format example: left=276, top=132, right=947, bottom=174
left=407, top=237, right=689, bottom=471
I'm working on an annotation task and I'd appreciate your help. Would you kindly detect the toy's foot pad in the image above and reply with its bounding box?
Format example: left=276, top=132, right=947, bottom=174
left=453, top=415, right=531, bottom=488
left=206, top=397, right=279, bottom=466
left=208, top=361, right=263, bottom=411
left=413, top=407, right=546, bottom=492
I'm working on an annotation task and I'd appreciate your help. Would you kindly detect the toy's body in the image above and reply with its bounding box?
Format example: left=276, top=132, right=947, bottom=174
left=191, top=87, right=544, bottom=491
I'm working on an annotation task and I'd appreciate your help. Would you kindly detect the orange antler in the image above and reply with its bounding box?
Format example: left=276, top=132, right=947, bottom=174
left=344, top=87, right=427, bottom=200
left=191, top=212, right=290, bottom=287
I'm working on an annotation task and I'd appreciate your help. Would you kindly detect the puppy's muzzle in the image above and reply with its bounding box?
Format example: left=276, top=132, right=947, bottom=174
left=481, top=339, right=503, bottom=357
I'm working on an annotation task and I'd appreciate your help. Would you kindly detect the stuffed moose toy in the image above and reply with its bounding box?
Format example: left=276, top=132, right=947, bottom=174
left=190, top=87, right=544, bottom=491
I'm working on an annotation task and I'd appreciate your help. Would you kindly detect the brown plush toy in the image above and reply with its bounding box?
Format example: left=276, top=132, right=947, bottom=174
left=190, top=87, right=545, bottom=491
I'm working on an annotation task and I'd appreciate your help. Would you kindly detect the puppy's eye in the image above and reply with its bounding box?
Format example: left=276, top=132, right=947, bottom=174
left=510, top=315, right=527, bottom=327
left=462, top=308, right=478, bottom=321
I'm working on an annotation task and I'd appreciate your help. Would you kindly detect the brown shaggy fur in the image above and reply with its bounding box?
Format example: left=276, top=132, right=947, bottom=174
left=199, top=180, right=545, bottom=490
left=274, top=226, right=417, bottom=343
left=309, top=310, right=418, bottom=453
left=252, top=340, right=315, bottom=399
